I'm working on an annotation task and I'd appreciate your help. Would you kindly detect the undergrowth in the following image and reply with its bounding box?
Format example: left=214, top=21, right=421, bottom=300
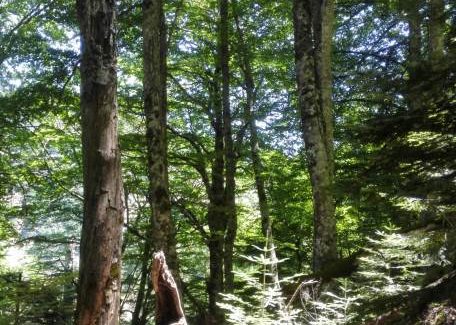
left=219, top=226, right=454, bottom=324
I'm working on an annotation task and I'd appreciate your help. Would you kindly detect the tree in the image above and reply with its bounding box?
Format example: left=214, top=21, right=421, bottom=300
left=232, top=0, right=280, bottom=289
left=402, top=0, right=423, bottom=112
left=220, top=0, right=237, bottom=294
left=429, top=0, right=445, bottom=63
left=75, top=0, right=124, bottom=323
left=133, top=0, right=182, bottom=323
left=293, top=0, right=337, bottom=273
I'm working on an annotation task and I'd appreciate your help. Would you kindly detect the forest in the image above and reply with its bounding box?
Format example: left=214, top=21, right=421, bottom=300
left=0, top=0, right=455, bottom=324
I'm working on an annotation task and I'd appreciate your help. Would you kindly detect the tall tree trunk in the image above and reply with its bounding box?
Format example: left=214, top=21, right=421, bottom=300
left=429, top=0, right=445, bottom=63
left=219, top=0, right=236, bottom=293
left=142, top=0, right=180, bottom=284
left=207, top=78, right=226, bottom=324
left=315, top=0, right=335, bottom=177
left=293, top=0, right=337, bottom=273
left=75, top=0, right=124, bottom=323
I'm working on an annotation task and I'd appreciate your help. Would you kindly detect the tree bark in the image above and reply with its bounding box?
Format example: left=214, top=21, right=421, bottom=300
left=206, top=75, right=226, bottom=324
left=293, top=0, right=337, bottom=273
left=428, top=0, right=445, bottom=63
left=313, top=0, right=335, bottom=176
left=219, top=0, right=237, bottom=294
left=151, top=251, right=187, bottom=325
left=206, top=0, right=238, bottom=320
left=143, top=0, right=180, bottom=284
left=75, top=0, right=124, bottom=324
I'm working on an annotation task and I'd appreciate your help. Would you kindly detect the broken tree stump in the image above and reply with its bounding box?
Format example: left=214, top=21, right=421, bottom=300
left=151, top=251, right=187, bottom=325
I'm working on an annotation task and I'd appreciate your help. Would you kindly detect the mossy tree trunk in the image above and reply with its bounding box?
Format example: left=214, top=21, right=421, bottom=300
left=293, top=0, right=337, bottom=273
left=206, top=61, right=227, bottom=325
left=142, top=0, right=182, bottom=322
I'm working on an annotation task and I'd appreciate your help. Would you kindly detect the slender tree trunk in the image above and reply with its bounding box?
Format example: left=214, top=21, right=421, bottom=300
left=405, top=0, right=422, bottom=72
left=62, top=244, right=74, bottom=324
left=429, top=0, right=445, bottom=63
left=219, top=0, right=236, bottom=293
left=140, top=284, right=154, bottom=325
left=14, top=273, right=21, bottom=325
left=293, top=0, right=337, bottom=273
left=142, top=0, right=180, bottom=284
left=404, top=0, right=423, bottom=111
left=232, top=0, right=280, bottom=289
left=206, top=0, right=237, bottom=320
left=75, top=0, right=124, bottom=323
left=207, top=79, right=226, bottom=324
left=131, top=239, right=152, bottom=325
left=315, top=0, right=335, bottom=176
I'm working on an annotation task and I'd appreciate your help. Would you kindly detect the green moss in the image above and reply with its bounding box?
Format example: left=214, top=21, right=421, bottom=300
left=110, top=263, right=120, bottom=279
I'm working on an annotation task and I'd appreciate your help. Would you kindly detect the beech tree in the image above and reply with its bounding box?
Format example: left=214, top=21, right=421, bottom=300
left=75, top=0, right=124, bottom=323
left=293, top=0, right=337, bottom=273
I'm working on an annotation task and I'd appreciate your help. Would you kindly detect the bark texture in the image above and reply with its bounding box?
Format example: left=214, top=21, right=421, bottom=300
left=220, top=0, right=237, bottom=293
left=143, top=0, right=180, bottom=282
left=151, top=251, right=187, bottom=325
left=75, top=0, right=124, bottom=323
left=142, top=1, right=182, bottom=323
left=206, top=76, right=226, bottom=324
left=293, top=0, right=337, bottom=273
left=206, top=0, right=238, bottom=320
left=429, top=0, right=445, bottom=62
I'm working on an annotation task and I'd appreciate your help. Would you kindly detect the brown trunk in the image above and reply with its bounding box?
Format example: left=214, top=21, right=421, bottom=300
left=293, top=0, right=337, bottom=273
left=219, top=0, right=236, bottom=294
left=206, top=0, right=237, bottom=320
left=151, top=251, right=187, bottom=325
left=207, top=77, right=226, bottom=323
left=142, top=0, right=180, bottom=283
left=75, top=0, right=124, bottom=323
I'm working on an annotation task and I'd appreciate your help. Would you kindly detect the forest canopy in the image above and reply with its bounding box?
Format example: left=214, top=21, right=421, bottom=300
left=0, top=0, right=455, bottom=324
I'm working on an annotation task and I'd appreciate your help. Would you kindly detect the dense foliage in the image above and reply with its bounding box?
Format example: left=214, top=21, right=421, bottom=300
left=0, top=0, right=454, bottom=324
